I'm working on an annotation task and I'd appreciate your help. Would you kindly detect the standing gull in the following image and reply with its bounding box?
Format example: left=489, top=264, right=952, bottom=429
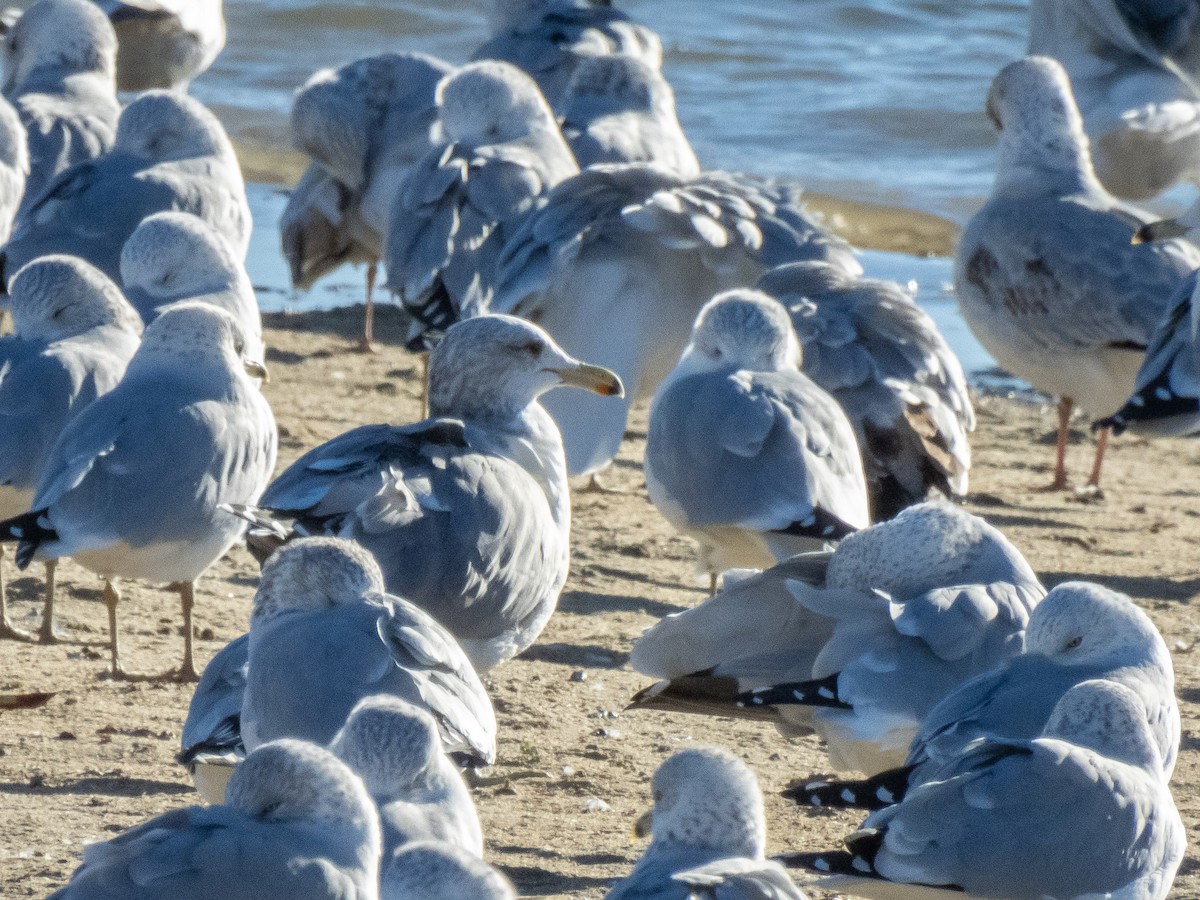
left=492, top=164, right=861, bottom=481
left=560, top=54, right=699, bottom=175
left=758, top=261, right=975, bottom=519
left=0, top=256, right=141, bottom=643
left=0, top=302, right=276, bottom=680
left=383, top=842, right=516, bottom=900
left=645, top=289, right=869, bottom=582
left=2, top=0, right=119, bottom=215
left=49, top=739, right=382, bottom=900
left=1, top=89, right=252, bottom=287
left=628, top=501, right=1044, bottom=776
left=331, top=695, right=484, bottom=858
left=232, top=315, right=623, bottom=672
left=97, top=0, right=226, bottom=93
left=793, top=681, right=1184, bottom=900
left=472, top=0, right=663, bottom=110
left=283, top=52, right=452, bottom=350
left=954, top=56, right=1200, bottom=491
left=240, top=537, right=497, bottom=769
left=609, top=747, right=804, bottom=900
left=792, top=580, right=1179, bottom=811
left=385, top=60, right=578, bottom=345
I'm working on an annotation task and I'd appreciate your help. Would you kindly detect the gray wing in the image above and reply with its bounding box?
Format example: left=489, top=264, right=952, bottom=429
left=178, top=634, right=248, bottom=772
left=645, top=369, right=869, bottom=537
left=564, top=111, right=700, bottom=176
left=0, top=337, right=80, bottom=496
left=608, top=844, right=724, bottom=900
left=280, top=164, right=376, bottom=291
left=673, top=859, right=808, bottom=900
left=1114, top=0, right=1200, bottom=54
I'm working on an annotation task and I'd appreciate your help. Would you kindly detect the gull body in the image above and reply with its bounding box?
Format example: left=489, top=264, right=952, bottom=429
left=178, top=631, right=247, bottom=804
left=382, top=842, right=516, bottom=900
left=97, top=0, right=226, bottom=92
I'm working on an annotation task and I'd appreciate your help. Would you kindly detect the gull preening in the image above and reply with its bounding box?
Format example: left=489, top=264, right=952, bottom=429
left=645, top=288, right=869, bottom=581
left=0, top=256, right=142, bottom=643
left=0, top=302, right=276, bottom=680
left=98, top=0, right=226, bottom=93
left=232, top=315, right=623, bottom=672
left=239, top=537, right=497, bottom=768
left=49, top=739, right=382, bottom=900
left=954, top=56, right=1200, bottom=491
left=759, top=261, right=975, bottom=519
left=2, top=89, right=252, bottom=287
left=629, top=501, right=1044, bottom=776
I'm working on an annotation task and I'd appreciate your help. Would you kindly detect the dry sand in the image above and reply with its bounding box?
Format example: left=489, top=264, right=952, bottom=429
left=2, top=305, right=1199, bottom=898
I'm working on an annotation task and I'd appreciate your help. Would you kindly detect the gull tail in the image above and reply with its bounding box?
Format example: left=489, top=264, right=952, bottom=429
left=778, top=830, right=967, bottom=898
left=177, top=713, right=244, bottom=771
left=0, top=508, right=56, bottom=569
left=220, top=504, right=297, bottom=565
left=782, top=765, right=915, bottom=810
left=771, top=508, right=859, bottom=542
left=626, top=673, right=782, bottom=721
left=734, top=672, right=851, bottom=710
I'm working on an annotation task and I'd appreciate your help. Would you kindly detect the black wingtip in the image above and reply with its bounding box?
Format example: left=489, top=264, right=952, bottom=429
left=0, top=509, right=55, bottom=569
left=1092, top=414, right=1124, bottom=436
left=771, top=507, right=859, bottom=542
left=783, top=766, right=914, bottom=810
left=734, top=671, right=850, bottom=710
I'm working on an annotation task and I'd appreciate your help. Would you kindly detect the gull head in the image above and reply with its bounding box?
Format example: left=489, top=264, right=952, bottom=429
left=679, top=289, right=802, bottom=375
left=1, top=0, right=116, bottom=94
left=427, top=314, right=622, bottom=421
left=121, top=211, right=244, bottom=307
left=115, top=90, right=235, bottom=162
left=225, top=738, right=380, bottom=836
left=1026, top=581, right=1172, bottom=677
left=330, top=696, right=442, bottom=798
left=635, top=746, right=765, bottom=858
left=562, top=54, right=670, bottom=116
left=252, top=536, right=386, bottom=626
left=9, top=255, right=141, bottom=342
left=435, top=61, right=558, bottom=146
left=134, top=300, right=266, bottom=382
left=1044, top=680, right=1162, bottom=770
left=383, top=842, right=517, bottom=900
left=985, top=57, right=1093, bottom=178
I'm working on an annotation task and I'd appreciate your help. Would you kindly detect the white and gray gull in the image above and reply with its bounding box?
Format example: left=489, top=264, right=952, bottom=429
left=954, top=56, right=1200, bottom=491
left=97, top=0, right=226, bottom=93
left=758, top=260, right=975, bottom=520
left=385, top=60, right=578, bottom=346
left=629, top=501, right=1045, bottom=777
left=231, top=315, right=623, bottom=672
left=382, top=842, right=516, bottom=900
left=0, top=256, right=141, bottom=644
left=48, top=739, right=382, bottom=900
left=1, top=89, right=252, bottom=288
left=644, top=288, right=870, bottom=584
left=0, top=95, right=27, bottom=244
left=0, top=302, right=276, bottom=680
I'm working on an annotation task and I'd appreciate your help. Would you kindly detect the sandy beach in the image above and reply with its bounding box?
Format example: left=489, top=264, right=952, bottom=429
left=0, top=304, right=1197, bottom=898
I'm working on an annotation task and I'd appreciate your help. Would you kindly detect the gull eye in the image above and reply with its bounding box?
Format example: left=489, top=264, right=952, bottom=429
left=524, top=340, right=544, bottom=358
left=1064, top=636, right=1082, bottom=650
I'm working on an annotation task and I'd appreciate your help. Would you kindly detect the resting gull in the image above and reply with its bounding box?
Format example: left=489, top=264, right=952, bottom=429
left=0, top=302, right=276, bottom=680
left=97, top=0, right=225, bottom=92
left=230, top=315, right=623, bottom=671
left=331, top=695, right=484, bottom=858
left=492, top=163, right=861, bottom=481
left=790, top=680, right=1184, bottom=900
left=1, top=89, right=252, bottom=287
left=472, top=0, right=663, bottom=110
left=645, top=288, right=869, bottom=584
left=0, top=256, right=141, bottom=643
left=239, top=537, right=497, bottom=769
left=792, top=580, right=1178, bottom=811
left=0, top=95, right=26, bottom=244
left=178, top=631, right=248, bottom=804
left=758, top=260, right=975, bottom=520
left=954, top=56, right=1200, bottom=491
left=382, top=842, right=516, bottom=900
left=628, top=501, right=1045, bottom=776
left=385, top=60, right=578, bottom=345
left=284, top=51, right=451, bottom=350
left=609, top=747, right=804, bottom=900
left=49, top=739, right=381, bottom=900
left=1, top=0, right=119, bottom=216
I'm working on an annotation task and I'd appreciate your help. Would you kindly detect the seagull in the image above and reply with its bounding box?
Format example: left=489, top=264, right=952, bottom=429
left=1028, top=0, right=1200, bottom=200
left=645, top=288, right=869, bottom=584
left=1, top=0, right=119, bottom=216
left=240, top=536, right=497, bottom=769
left=97, top=0, right=226, bottom=93
left=382, top=842, right=517, bottom=900
left=284, top=52, right=452, bottom=351
left=628, top=501, right=1045, bottom=777
left=472, top=0, right=663, bottom=110
left=560, top=54, right=699, bottom=175
left=0, top=302, right=276, bottom=680
left=492, top=163, right=861, bottom=481
left=0, top=256, right=142, bottom=643
left=758, top=260, right=975, bottom=520
left=48, top=739, right=382, bottom=900
left=1, top=89, right=253, bottom=287
left=790, top=580, right=1179, bottom=812
left=0, top=95, right=27, bottom=243
left=385, top=60, right=578, bottom=346
left=331, top=695, right=484, bottom=858
left=230, top=315, right=623, bottom=672
left=790, top=681, right=1184, bottom=900
left=609, top=746, right=804, bottom=900
left=178, top=632, right=247, bottom=804
left=120, top=210, right=263, bottom=358
left=954, top=56, right=1200, bottom=491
